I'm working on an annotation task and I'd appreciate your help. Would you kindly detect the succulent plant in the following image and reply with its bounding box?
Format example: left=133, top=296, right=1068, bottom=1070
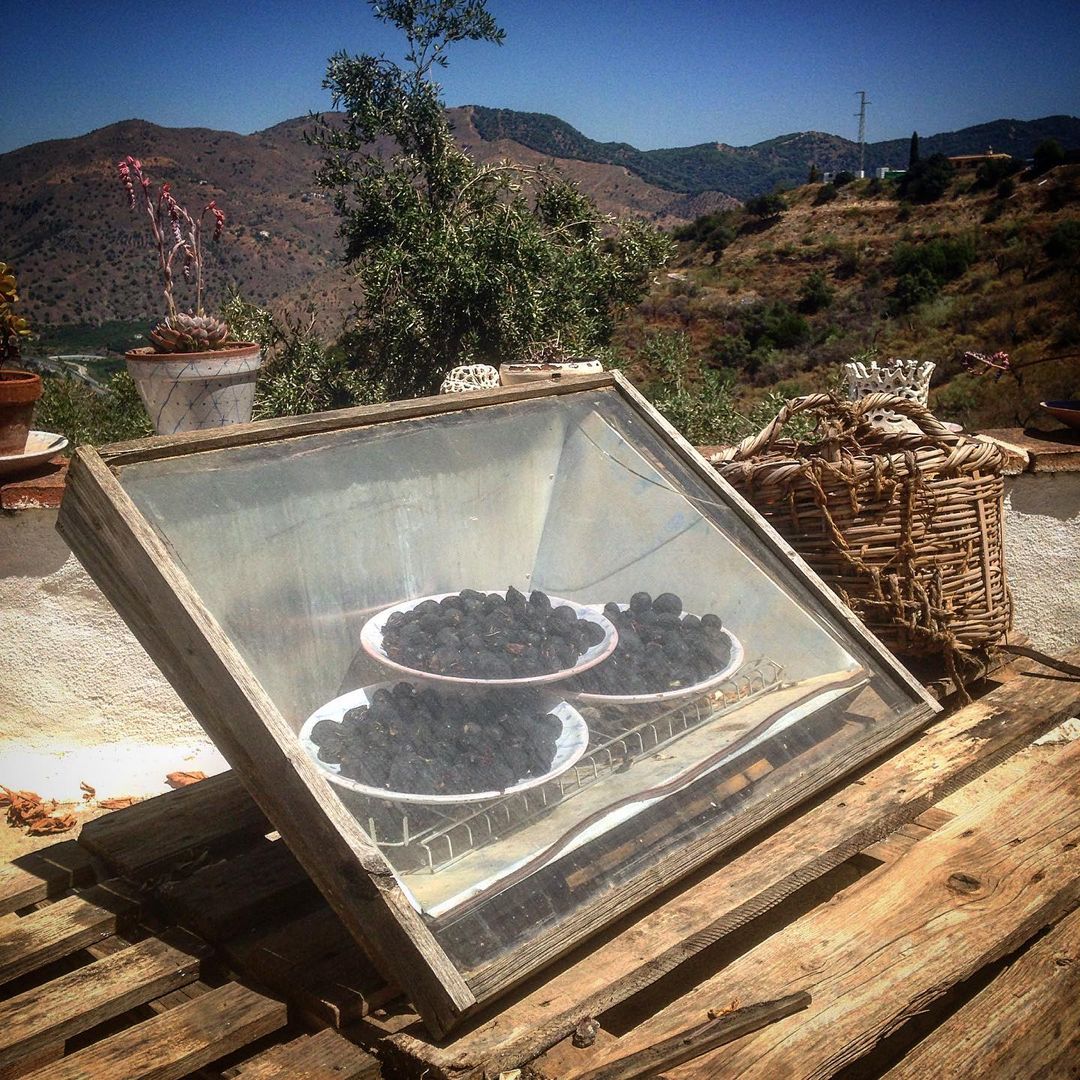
left=149, top=312, right=231, bottom=353
left=0, top=262, right=31, bottom=366
left=119, top=157, right=233, bottom=353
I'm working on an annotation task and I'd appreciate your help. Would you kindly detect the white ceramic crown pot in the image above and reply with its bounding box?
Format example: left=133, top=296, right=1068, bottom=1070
left=125, top=343, right=262, bottom=434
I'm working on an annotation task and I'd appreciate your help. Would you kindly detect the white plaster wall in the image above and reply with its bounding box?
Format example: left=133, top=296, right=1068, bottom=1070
left=1002, top=472, right=1080, bottom=655
left=0, top=508, right=225, bottom=797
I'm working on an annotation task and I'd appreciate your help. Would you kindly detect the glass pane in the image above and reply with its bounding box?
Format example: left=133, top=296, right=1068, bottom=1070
left=116, top=388, right=926, bottom=976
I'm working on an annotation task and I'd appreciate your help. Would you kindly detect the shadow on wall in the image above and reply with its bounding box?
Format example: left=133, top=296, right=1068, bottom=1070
left=2, top=513, right=70, bottom=578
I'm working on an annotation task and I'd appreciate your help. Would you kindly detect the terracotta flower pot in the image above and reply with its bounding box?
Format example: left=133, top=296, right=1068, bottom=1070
left=125, top=343, right=262, bottom=435
left=0, top=368, right=43, bottom=455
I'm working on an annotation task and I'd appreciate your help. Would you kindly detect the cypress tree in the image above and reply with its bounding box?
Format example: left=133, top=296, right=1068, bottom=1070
left=908, top=131, right=920, bottom=169
left=807, top=163, right=821, bottom=183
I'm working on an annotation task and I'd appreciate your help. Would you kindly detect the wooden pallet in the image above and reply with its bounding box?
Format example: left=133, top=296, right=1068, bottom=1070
left=3, top=647, right=1078, bottom=1078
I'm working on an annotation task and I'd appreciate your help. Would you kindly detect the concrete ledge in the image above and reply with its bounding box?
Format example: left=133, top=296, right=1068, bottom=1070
left=0, top=455, right=69, bottom=511
left=977, top=427, right=1080, bottom=474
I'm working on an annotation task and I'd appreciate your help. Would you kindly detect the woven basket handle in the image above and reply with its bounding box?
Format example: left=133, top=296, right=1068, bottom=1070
left=716, top=393, right=956, bottom=463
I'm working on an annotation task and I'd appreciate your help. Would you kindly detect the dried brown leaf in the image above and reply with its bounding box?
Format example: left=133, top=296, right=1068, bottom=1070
left=165, top=771, right=207, bottom=789
left=26, top=813, right=77, bottom=835
left=80, top=780, right=96, bottom=801
left=98, top=796, right=140, bottom=810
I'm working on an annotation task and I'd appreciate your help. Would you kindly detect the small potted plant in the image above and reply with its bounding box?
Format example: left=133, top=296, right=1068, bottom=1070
left=119, top=157, right=261, bottom=433
left=0, top=261, right=43, bottom=455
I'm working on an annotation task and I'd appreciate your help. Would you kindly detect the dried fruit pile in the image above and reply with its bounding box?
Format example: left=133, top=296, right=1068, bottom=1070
left=309, top=682, right=564, bottom=795
left=568, top=592, right=731, bottom=695
left=380, top=587, right=606, bottom=678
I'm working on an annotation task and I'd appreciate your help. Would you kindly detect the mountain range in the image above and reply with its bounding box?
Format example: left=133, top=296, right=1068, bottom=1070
left=2, top=107, right=1077, bottom=328
left=472, top=108, right=1080, bottom=199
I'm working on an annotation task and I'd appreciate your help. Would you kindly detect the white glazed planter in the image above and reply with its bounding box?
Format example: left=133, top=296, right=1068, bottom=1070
left=498, top=358, right=604, bottom=386
left=126, top=343, right=262, bottom=435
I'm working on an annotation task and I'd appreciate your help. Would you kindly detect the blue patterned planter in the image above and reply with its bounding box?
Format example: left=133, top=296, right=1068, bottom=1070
left=126, top=343, right=262, bottom=434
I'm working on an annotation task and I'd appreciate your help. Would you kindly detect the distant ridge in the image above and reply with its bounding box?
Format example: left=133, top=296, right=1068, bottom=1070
left=2, top=105, right=1077, bottom=327
left=471, top=107, right=1080, bottom=199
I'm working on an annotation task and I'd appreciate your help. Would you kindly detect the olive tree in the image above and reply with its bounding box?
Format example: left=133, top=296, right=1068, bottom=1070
left=312, top=1, right=672, bottom=398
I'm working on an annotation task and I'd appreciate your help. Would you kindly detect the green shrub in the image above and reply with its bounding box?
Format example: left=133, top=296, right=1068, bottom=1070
left=1031, top=139, right=1065, bottom=177
left=36, top=372, right=152, bottom=447
left=892, top=235, right=977, bottom=285
left=973, top=156, right=1022, bottom=190
left=896, top=154, right=954, bottom=203
left=311, top=0, right=672, bottom=398
left=745, top=192, right=788, bottom=219
left=813, top=183, right=838, bottom=206
left=832, top=171, right=856, bottom=189
left=742, top=301, right=810, bottom=351
left=798, top=270, right=835, bottom=313
left=891, top=266, right=941, bottom=312
left=1044, top=220, right=1080, bottom=268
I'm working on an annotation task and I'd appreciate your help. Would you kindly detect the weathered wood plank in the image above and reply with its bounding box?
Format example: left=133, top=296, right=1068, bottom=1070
left=78, top=771, right=269, bottom=878
left=96, top=375, right=615, bottom=466
left=574, top=991, right=812, bottom=1080
left=0, top=934, right=203, bottom=1071
left=0, top=879, right=140, bottom=986
left=232, top=1027, right=381, bottom=1079
left=560, top=736, right=1080, bottom=1080
left=882, top=904, right=1080, bottom=1080
left=390, top=649, right=1080, bottom=1079
left=158, top=838, right=316, bottom=943
left=227, top=906, right=393, bottom=1027
left=0, top=842, right=96, bottom=916
left=58, top=447, right=475, bottom=1037
left=18, top=981, right=286, bottom=1080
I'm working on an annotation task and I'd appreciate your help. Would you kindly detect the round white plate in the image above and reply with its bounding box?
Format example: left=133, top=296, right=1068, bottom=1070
left=0, top=431, right=68, bottom=477
left=360, top=590, right=617, bottom=687
left=299, top=682, right=590, bottom=804
left=567, top=604, right=744, bottom=704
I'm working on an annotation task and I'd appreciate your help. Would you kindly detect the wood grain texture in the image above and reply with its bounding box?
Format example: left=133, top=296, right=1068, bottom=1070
left=0, top=842, right=96, bottom=916
left=0, top=935, right=202, bottom=1070
left=574, top=991, right=812, bottom=1080
left=0, top=879, right=139, bottom=986
left=158, top=838, right=316, bottom=942
left=18, top=981, right=286, bottom=1080
left=391, top=650, right=1080, bottom=1079
left=78, top=771, right=269, bottom=878
left=232, top=1027, right=381, bottom=1079
left=882, top=903, right=1080, bottom=1080
left=97, top=374, right=615, bottom=466
left=561, top=736, right=1080, bottom=1080
left=227, top=906, right=394, bottom=1027
left=57, top=446, right=474, bottom=1037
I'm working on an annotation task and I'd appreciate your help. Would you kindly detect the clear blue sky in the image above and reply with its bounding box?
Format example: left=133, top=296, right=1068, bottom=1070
left=3, top=0, right=1078, bottom=155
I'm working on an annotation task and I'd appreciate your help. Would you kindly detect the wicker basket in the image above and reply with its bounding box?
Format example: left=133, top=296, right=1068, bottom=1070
left=711, top=393, right=1011, bottom=660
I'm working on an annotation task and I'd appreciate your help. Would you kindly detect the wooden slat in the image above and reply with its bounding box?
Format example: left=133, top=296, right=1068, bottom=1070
left=96, top=374, right=616, bottom=466
left=0, top=934, right=203, bottom=1071
left=227, top=906, right=393, bottom=1027
left=558, top=735, right=1080, bottom=1080
left=58, top=447, right=475, bottom=1037
left=18, top=981, right=286, bottom=1080
left=78, top=771, right=269, bottom=878
left=0, top=879, right=140, bottom=986
left=883, top=904, right=1080, bottom=1080
left=389, top=649, right=1080, bottom=1078
left=574, top=992, right=812, bottom=1080
left=232, top=1027, right=381, bottom=1079
left=158, top=838, right=315, bottom=943
left=0, top=842, right=96, bottom=916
